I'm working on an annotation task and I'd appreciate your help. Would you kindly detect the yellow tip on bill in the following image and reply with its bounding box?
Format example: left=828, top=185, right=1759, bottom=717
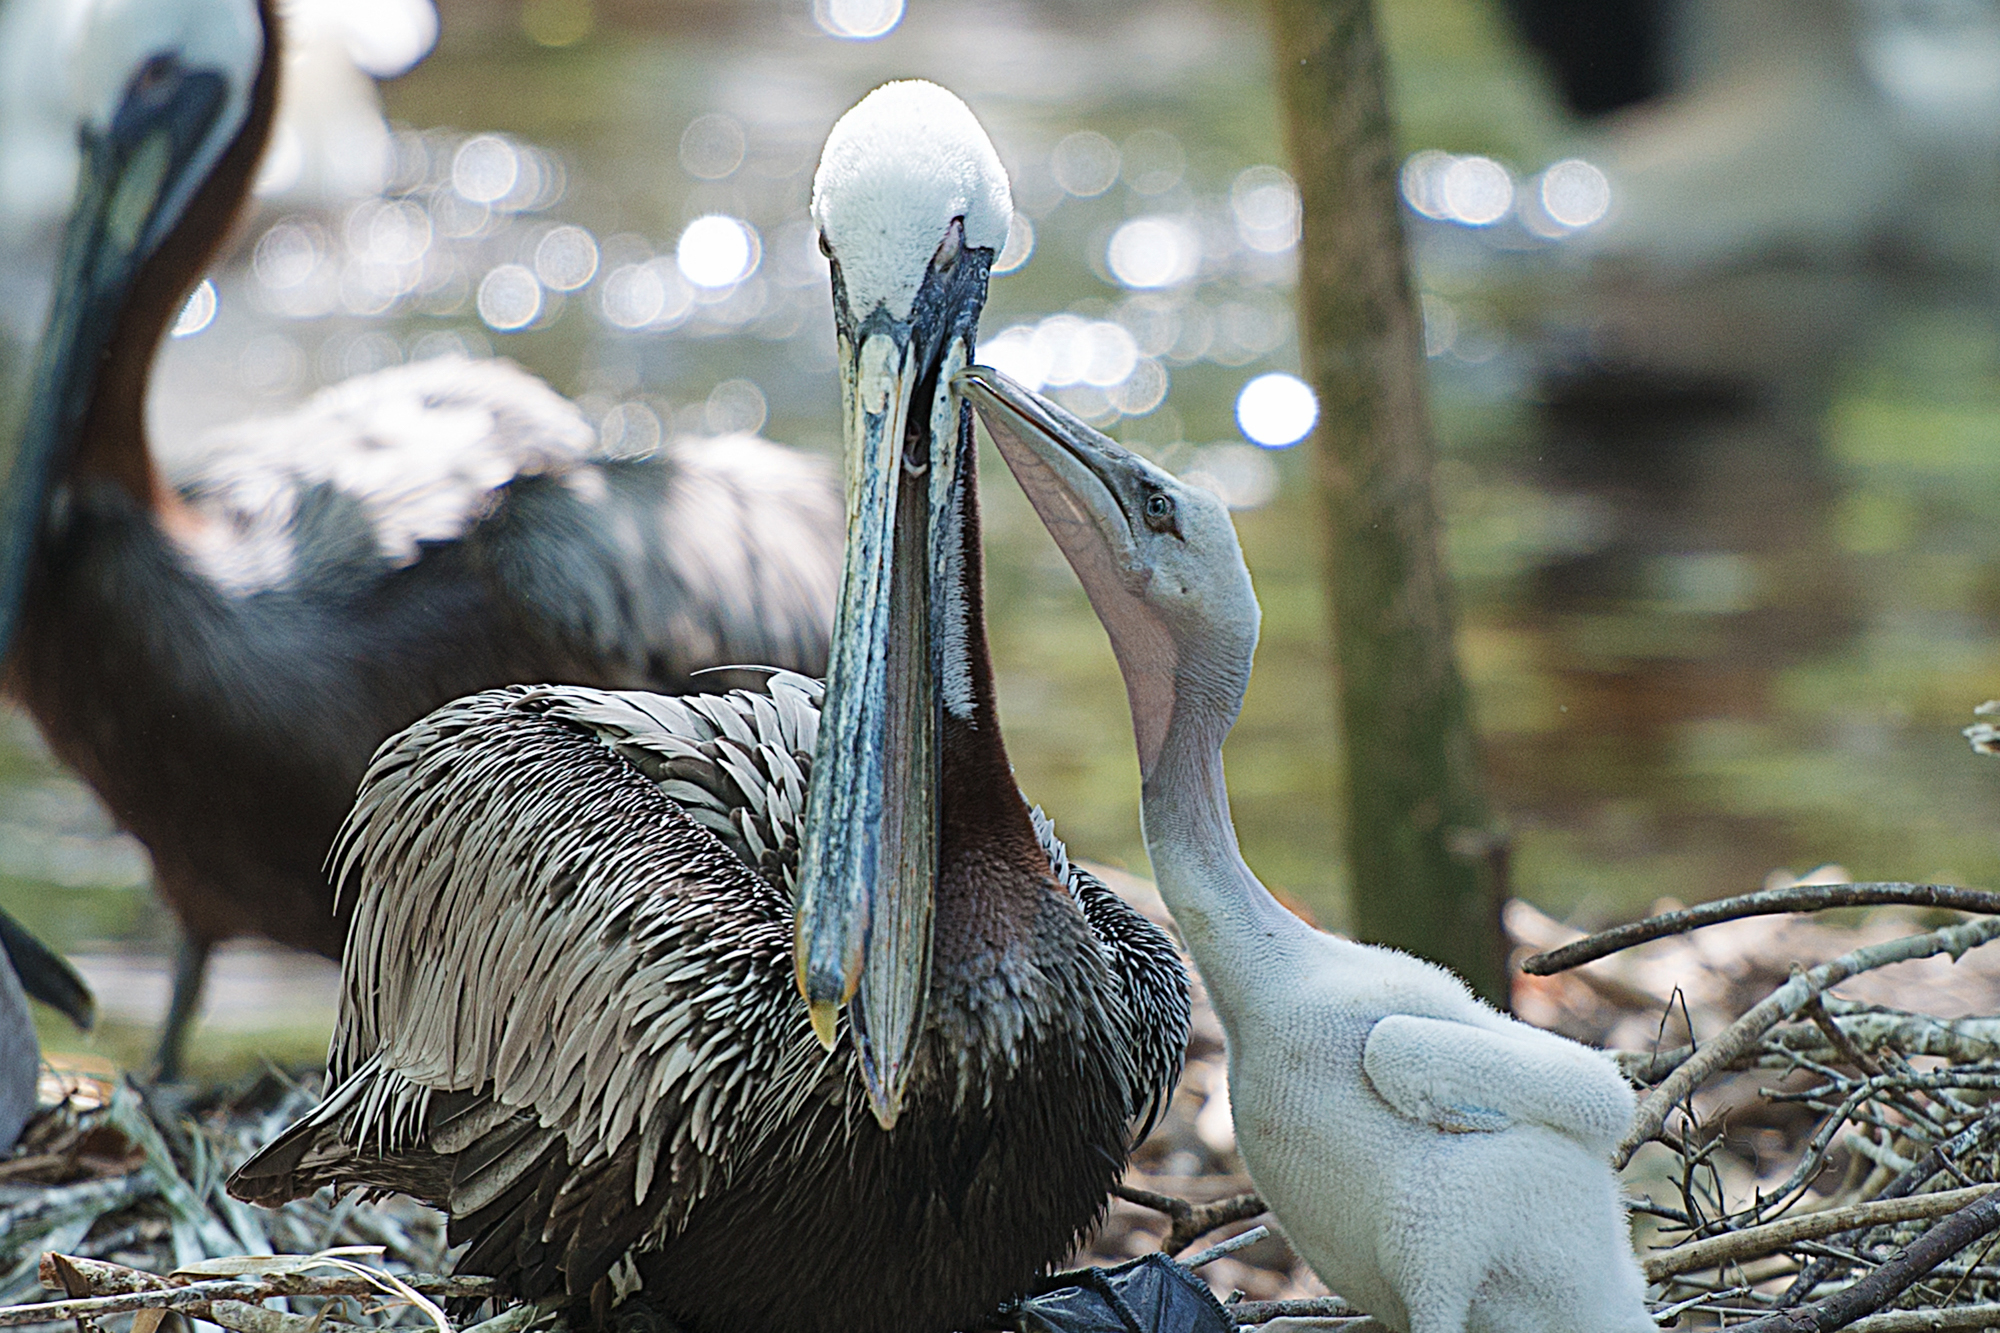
left=809, top=998, right=839, bottom=1050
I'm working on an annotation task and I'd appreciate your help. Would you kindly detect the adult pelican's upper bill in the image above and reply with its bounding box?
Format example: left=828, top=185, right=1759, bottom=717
left=0, top=0, right=840, bottom=1075
left=228, top=82, right=1189, bottom=1333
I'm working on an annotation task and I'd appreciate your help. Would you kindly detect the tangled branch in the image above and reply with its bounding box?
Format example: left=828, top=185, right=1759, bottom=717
left=1524, top=883, right=2000, bottom=976
left=1616, top=916, right=2000, bottom=1167
left=1113, top=1183, right=1269, bottom=1255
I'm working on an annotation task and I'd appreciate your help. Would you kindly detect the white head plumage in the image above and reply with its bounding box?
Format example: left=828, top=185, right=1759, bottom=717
left=810, top=80, right=1012, bottom=323
left=0, top=0, right=262, bottom=235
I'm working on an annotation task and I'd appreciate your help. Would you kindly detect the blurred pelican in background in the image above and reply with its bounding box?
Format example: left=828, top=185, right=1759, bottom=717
left=0, top=0, right=841, bottom=1077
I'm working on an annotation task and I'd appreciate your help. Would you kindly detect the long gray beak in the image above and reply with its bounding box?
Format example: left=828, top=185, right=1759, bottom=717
left=795, top=249, right=987, bottom=1130
left=0, top=54, right=234, bottom=660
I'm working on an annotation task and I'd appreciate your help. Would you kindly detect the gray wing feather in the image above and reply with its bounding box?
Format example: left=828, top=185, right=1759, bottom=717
left=169, top=356, right=840, bottom=681
left=529, top=672, right=821, bottom=898
left=253, top=682, right=836, bottom=1278
left=172, top=356, right=599, bottom=591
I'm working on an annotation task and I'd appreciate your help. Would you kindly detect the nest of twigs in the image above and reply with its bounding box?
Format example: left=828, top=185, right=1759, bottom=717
left=20, top=862, right=2000, bottom=1330
left=1517, top=877, right=2000, bottom=1332
left=1, top=1070, right=449, bottom=1326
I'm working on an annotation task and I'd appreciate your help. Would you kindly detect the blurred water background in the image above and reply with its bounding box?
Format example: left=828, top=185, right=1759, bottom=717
left=5, top=0, right=2000, bottom=1072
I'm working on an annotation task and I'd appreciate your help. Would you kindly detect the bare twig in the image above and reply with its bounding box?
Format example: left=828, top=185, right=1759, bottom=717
left=1780, top=1095, right=2000, bottom=1306
left=1616, top=917, right=2000, bottom=1167
left=1838, top=1307, right=2000, bottom=1333
left=0, top=1279, right=272, bottom=1326
left=1182, top=1226, right=1271, bottom=1269
left=1725, top=1190, right=2000, bottom=1332
left=1524, top=883, right=2000, bottom=976
left=1619, top=1008, right=2000, bottom=1084
left=1227, top=1296, right=1356, bottom=1325
left=2, top=1256, right=499, bottom=1328
left=1113, top=1184, right=1269, bottom=1254
left=1643, top=1183, right=2000, bottom=1280
left=1805, top=996, right=1886, bottom=1077
left=1651, top=1285, right=1755, bottom=1322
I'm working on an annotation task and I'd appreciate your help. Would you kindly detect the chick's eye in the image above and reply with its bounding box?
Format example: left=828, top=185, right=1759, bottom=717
left=817, top=231, right=833, bottom=258
left=1143, top=492, right=1178, bottom=532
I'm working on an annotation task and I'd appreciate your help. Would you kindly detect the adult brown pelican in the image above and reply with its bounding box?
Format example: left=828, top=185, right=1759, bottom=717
left=0, top=0, right=839, bottom=1075
left=228, top=81, right=1189, bottom=1333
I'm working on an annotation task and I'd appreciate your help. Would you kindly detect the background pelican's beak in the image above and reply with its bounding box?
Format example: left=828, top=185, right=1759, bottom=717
left=0, top=908, right=93, bottom=1032
left=0, top=54, right=231, bottom=661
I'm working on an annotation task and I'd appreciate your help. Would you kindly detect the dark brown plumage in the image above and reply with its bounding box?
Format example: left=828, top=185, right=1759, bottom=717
left=227, top=676, right=1182, bottom=1333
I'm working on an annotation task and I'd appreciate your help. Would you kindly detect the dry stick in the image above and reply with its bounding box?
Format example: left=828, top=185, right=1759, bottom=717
left=1614, top=916, right=2000, bottom=1169
left=0, top=1280, right=273, bottom=1326
left=1524, top=882, right=2000, bottom=976
left=1182, top=1226, right=1271, bottom=1270
left=31, top=1255, right=496, bottom=1302
left=1113, top=1184, right=1269, bottom=1254
left=0, top=1273, right=498, bottom=1327
left=1839, top=1308, right=2000, bottom=1333
left=1228, top=1297, right=1356, bottom=1325
left=1618, top=1010, right=2000, bottom=1085
left=1643, top=1183, right=2000, bottom=1281
left=1726, top=1190, right=2000, bottom=1333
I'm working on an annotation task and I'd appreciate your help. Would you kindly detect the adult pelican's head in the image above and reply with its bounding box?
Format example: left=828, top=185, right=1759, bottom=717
left=0, top=0, right=269, bottom=654
left=794, top=80, right=1011, bottom=1129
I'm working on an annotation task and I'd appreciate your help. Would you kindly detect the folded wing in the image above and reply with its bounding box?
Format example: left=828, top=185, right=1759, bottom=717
left=1362, top=1013, right=1636, bottom=1156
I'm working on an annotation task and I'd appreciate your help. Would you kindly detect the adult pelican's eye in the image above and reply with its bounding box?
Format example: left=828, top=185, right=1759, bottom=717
left=1143, top=491, right=1178, bottom=534
left=934, top=218, right=964, bottom=272
left=129, top=54, right=177, bottom=105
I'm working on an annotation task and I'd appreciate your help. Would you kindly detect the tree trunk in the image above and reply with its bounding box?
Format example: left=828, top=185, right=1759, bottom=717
left=1267, top=0, right=1508, bottom=1002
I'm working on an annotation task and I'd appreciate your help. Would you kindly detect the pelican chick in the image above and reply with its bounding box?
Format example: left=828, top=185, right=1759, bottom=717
left=958, top=365, right=1655, bottom=1333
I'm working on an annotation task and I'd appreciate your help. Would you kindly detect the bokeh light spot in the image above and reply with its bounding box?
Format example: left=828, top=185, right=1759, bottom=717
left=453, top=136, right=520, bottom=205
left=535, top=225, right=599, bottom=291
left=1231, top=165, right=1301, bottom=253
left=680, top=114, right=746, bottom=181
left=1185, top=443, right=1278, bottom=510
left=599, top=401, right=662, bottom=459
left=1106, top=216, right=1198, bottom=289
left=1441, top=156, right=1513, bottom=227
left=477, top=264, right=542, bottom=331
left=1051, top=132, right=1121, bottom=197
left=1399, top=150, right=1454, bottom=219
left=706, top=379, right=768, bottom=435
left=677, top=215, right=759, bottom=288
left=812, top=0, right=904, bottom=39
left=1235, top=372, right=1318, bottom=448
left=170, top=279, right=217, bottom=338
left=994, top=213, right=1034, bottom=274
left=1539, top=158, right=1611, bottom=229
